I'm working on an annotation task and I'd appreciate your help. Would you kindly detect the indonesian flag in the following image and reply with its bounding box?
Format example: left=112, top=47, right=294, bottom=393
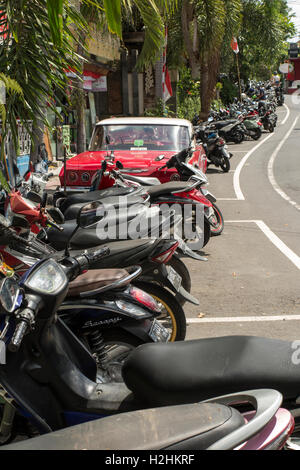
left=231, top=37, right=239, bottom=54
left=162, top=28, right=173, bottom=102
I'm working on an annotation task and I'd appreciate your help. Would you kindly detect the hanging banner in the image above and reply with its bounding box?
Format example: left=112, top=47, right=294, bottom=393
left=231, top=37, right=239, bottom=54
left=92, top=76, right=107, bottom=92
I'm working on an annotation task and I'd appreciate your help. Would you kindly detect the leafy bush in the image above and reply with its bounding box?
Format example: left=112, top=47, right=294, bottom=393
left=176, top=67, right=201, bottom=121
left=144, top=99, right=175, bottom=118
left=220, top=77, right=238, bottom=105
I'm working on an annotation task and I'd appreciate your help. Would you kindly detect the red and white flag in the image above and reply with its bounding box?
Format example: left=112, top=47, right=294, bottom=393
left=162, top=28, right=173, bottom=103
left=231, top=37, right=239, bottom=54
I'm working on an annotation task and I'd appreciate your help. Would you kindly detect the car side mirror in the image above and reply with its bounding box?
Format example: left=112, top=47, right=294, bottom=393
left=116, top=161, right=124, bottom=170
left=10, top=215, right=30, bottom=229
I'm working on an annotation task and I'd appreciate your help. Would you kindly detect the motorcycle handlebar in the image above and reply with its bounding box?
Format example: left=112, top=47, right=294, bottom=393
left=67, top=246, right=111, bottom=278
left=47, top=220, right=64, bottom=232
left=8, top=308, right=35, bottom=353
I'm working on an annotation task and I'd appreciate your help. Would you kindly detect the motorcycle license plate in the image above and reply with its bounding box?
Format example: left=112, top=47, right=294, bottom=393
left=149, top=319, right=170, bottom=343
left=166, top=266, right=182, bottom=291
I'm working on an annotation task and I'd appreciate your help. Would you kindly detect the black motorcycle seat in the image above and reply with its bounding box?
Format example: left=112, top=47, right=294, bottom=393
left=68, top=238, right=158, bottom=269
left=63, top=195, right=147, bottom=221
left=47, top=204, right=160, bottom=250
left=145, top=181, right=194, bottom=198
left=59, top=187, right=136, bottom=213
left=2, top=402, right=244, bottom=450
left=213, top=120, right=238, bottom=129
left=122, top=336, right=300, bottom=406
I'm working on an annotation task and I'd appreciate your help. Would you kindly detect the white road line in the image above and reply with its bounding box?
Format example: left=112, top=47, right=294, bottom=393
left=233, top=133, right=274, bottom=200
left=226, top=220, right=300, bottom=270
left=267, top=115, right=300, bottom=212
left=187, top=315, right=300, bottom=324
left=281, top=103, right=290, bottom=125
left=232, top=103, right=290, bottom=200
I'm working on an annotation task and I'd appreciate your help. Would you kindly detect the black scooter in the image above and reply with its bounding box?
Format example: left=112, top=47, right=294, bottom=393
left=194, top=126, right=233, bottom=173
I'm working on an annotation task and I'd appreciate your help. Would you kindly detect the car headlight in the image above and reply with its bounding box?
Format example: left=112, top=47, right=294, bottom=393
left=25, top=260, right=67, bottom=294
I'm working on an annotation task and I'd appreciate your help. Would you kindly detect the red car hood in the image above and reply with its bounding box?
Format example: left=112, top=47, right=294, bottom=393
left=66, top=150, right=175, bottom=172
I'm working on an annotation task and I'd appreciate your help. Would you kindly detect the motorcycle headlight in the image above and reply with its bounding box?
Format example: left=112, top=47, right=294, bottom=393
left=25, top=259, right=67, bottom=294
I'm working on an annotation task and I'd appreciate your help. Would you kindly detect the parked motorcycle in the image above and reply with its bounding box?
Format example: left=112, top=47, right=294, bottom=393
left=0, top=195, right=189, bottom=342
left=53, top=156, right=213, bottom=250
left=194, top=126, right=233, bottom=174
left=207, top=119, right=245, bottom=144
left=123, top=149, right=225, bottom=237
left=1, top=389, right=293, bottom=450
left=0, top=221, right=294, bottom=448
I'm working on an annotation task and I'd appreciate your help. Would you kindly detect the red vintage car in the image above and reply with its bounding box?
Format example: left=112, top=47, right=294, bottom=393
left=59, top=117, right=207, bottom=190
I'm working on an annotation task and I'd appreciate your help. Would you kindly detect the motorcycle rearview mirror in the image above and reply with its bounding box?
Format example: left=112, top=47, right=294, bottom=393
left=47, top=208, right=65, bottom=225
left=116, top=160, right=123, bottom=170
left=0, top=278, right=22, bottom=313
left=41, top=192, right=48, bottom=209
left=64, top=201, right=104, bottom=257
left=10, top=215, right=30, bottom=229
left=26, top=191, right=42, bottom=205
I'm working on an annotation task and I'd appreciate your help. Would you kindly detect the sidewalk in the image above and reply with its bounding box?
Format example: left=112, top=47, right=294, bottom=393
left=46, top=162, right=63, bottom=192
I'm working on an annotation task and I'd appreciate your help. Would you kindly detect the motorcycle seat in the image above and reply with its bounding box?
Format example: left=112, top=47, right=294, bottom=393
left=122, top=336, right=300, bottom=406
left=213, top=120, right=237, bottom=129
left=145, top=181, right=194, bottom=198
left=1, top=402, right=244, bottom=450
left=58, top=187, right=136, bottom=213
left=63, top=195, right=148, bottom=221
left=68, top=268, right=129, bottom=297
left=47, top=205, right=161, bottom=250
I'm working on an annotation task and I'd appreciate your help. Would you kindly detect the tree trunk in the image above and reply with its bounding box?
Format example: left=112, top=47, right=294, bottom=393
left=181, top=0, right=200, bottom=79
left=199, top=51, right=221, bottom=121
left=75, top=41, right=86, bottom=155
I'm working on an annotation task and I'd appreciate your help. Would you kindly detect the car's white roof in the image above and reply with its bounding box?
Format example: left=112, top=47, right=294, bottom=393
left=96, top=117, right=193, bottom=128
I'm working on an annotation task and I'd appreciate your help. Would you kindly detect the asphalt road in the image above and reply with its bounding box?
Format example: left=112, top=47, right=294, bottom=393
left=185, top=95, right=300, bottom=342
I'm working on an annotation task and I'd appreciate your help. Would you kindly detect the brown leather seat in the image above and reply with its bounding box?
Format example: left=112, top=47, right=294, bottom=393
left=68, top=269, right=129, bottom=297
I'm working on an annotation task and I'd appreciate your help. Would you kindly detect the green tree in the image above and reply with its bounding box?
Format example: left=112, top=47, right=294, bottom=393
left=167, top=0, right=242, bottom=119
left=233, top=0, right=296, bottom=81
left=0, top=0, right=178, bottom=160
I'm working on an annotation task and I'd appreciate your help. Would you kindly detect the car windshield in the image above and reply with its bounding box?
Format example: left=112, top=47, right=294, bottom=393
left=90, top=124, right=191, bottom=152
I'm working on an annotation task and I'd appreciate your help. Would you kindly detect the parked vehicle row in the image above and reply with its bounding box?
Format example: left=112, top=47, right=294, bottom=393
left=0, top=82, right=298, bottom=450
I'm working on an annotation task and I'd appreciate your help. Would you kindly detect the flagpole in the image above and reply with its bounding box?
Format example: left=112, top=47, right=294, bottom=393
left=236, top=52, right=242, bottom=102
left=231, top=37, right=242, bottom=102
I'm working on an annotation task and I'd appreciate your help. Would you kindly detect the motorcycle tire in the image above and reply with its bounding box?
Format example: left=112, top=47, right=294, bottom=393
left=133, top=281, right=187, bottom=342
left=183, top=207, right=211, bottom=249
left=251, top=128, right=262, bottom=141
left=268, top=123, right=275, bottom=133
left=209, top=203, right=225, bottom=237
left=232, top=131, right=244, bottom=144
left=167, top=256, right=191, bottom=306
left=220, top=156, right=230, bottom=173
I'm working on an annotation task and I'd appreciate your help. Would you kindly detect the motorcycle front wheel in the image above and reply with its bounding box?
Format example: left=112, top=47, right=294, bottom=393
left=232, top=131, right=244, bottom=144
left=209, top=203, right=225, bottom=236
left=220, top=156, right=230, bottom=173
left=251, top=128, right=262, bottom=140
